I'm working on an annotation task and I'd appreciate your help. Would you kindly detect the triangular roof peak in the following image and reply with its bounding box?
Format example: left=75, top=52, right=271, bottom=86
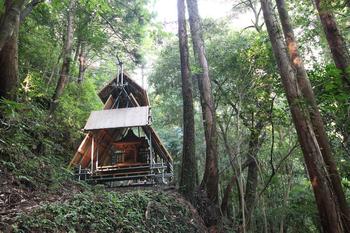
left=98, top=72, right=149, bottom=107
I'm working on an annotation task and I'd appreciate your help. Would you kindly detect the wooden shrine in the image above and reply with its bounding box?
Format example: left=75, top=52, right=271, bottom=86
left=69, top=70, right=173, bottom=186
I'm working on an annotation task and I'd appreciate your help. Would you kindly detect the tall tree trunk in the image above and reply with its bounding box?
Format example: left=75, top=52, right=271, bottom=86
left=276, top=0, right=350, bottom=230
left=244, top=121, right=264, bottom=230
left=73, top=39, right=80, bottom=62
left=177, top=0, right=197, bottom=201
left=49, top=0, right=76, bottom=114
left=221, top=160, right=250, bottom=217
left=314, top=0, right=350, bottom=88
left=260, top=0, right=343, bottom=232
left=77, top=41, right=86, bottom=84
left=186, top=0, right=220, bottom=227
left=0, top=0, right=21, bottom=100
left=0, top=0, right=25, bottom=52
left=186, top=0, right=219, bottom=203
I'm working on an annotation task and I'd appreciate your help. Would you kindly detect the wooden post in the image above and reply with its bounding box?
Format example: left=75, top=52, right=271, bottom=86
left=120, top=62, right=124, bottom=85
left=91, top=134, right=94, bottom=172
left=78, top=164, right=81, bottom=181
left=150, top=132, right=153, bottom=170
left=162, top=159, right=165, bottom=183
left=96, top=145, right=98, bottom=171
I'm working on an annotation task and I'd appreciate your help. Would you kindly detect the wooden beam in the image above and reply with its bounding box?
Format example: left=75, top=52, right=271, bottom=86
left=69, top=134, right=91, bottom=167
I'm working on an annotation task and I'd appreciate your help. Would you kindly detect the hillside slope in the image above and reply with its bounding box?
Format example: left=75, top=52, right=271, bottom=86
left=0, top=101, right=207, bottom=233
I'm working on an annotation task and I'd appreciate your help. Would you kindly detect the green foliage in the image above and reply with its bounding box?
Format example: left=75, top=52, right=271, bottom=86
left=310, top=64, right=349, bottom=106
left=149, top=39, right=183, bottom=126
left=57, top=77, right=102, bottom=134
left=1, top=0, right=349, bottom=232
left=72, top=0, right=152, bottom=65
left=149, top=16, right=347, bottom=232
left=1, top=1, right=204, bottom=232
left=0, top=70, right=101, bottom=192
left=14, top=191, right=200, bottom=233
left=0, top=0, right=5, bottom=16
left=19, top=1, right=62, bottom=74
left=0, top=98, right=74, bottom=190
left=282, top=182, right=319, bottom=232
left=307, top=63, right=350, bottom=177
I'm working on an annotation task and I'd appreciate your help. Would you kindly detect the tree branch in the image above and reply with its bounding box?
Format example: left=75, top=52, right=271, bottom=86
left=20, top=0, right=45, bottom=23
left=213, top=78, right=250, bottom=127
left=258, top=142, right=299, bottom=197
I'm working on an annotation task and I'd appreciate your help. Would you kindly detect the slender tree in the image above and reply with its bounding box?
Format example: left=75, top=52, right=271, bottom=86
left=177, top=0, right=197, bottom=201
left=50, top=0, right=76, bottom=113
left=244, top=121, right=264, bottom=228
left=186, top=0, right=220, bottom=227
left=77, top=41, right=86, bottom=84
left=260, top=0, right=343, bottom=232
left=220, top=119, right=264, bottom=225
left=314, top=0, right=350, bottom=88
left=276, top=0, right=350, bottom=230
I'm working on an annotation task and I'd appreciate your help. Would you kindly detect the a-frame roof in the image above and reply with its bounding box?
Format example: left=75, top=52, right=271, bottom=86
left=98, top=72, right=149, bottom=106
left=69, top=73, right=172, bottom=169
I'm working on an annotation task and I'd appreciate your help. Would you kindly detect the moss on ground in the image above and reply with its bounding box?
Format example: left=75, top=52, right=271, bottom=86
left=12, top=189, right=203, bottom=233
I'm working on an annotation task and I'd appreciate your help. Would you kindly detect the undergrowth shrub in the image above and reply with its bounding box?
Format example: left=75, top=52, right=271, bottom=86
left=0, top=99, right=74, bottom=190
left=13, top=190, right=200, bottom=233
left=0, top=74, right=101, bottom=191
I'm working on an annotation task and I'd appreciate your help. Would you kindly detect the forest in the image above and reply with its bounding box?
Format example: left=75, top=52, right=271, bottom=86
left=0, top=0, right=349, bottom=232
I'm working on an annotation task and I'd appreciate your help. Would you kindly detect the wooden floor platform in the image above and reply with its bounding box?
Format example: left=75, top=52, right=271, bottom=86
left=76, top=162, right=172, bottom=186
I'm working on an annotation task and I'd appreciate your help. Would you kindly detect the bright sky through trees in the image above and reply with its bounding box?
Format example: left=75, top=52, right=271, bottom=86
left=133, top=0, right=255, bottom=88
left=152, top=0, right=254, bottom=31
